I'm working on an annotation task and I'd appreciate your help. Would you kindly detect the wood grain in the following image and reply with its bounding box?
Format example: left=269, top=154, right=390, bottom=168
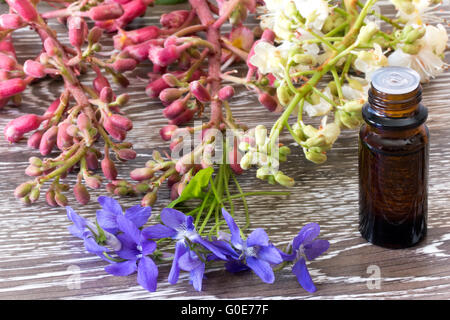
left=0, top=1, right=450, bottom=300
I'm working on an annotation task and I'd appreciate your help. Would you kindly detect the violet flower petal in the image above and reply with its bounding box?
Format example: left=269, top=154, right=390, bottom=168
left=168, top=241, right=188, bottom=284
left=116, top=214, right=141, bottom=244
left=137, top=256, right=158, bottom=292
left=160, top=208, right=187, bottom=229
left=246, top=256, right=275, bottom=284
left=292, top=223, right=320, bottom=250
left=96, top=209, right=119, bottom=234
left=190, top=263, right=205, bottom=292
left=124, top=205, right=152, bottom=228
left=142, top=224, right=177, bottom=239
left=292, top=257, right=316, bottom=293
left=193, top=236, right=227, bottom=260
left=98, top=196, right=123, bottom=215
left=141, top=239, right=157, bottom=255
left=304, top=239, right=330, bottom=261
left=105, top=260, right=137, bottom=276
left=178, top=251, right=203, bottom=272
left=221, top=208, right=243, bottom=247
left=246, top=228, right=269, bottom=247
left=257, top=245, right=283, bottom=265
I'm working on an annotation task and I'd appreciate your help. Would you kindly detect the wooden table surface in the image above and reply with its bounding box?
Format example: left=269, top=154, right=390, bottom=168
left=1, top=2, right=450, bottom=300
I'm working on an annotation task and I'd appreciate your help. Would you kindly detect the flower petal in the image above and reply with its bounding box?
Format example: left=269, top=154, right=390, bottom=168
left=304, top=239, right=330, bottom=261
left=125, top=205, right=152, bottom=228
left=105, top=260, right=137, bottom=276
left=96, top=209, right=119, bottom=234
left=84, top=235, right=108, bottom=254
left=137, top=256, right=158, bottom=292
left=193, top=236, right=227, bottom=260
left=190, top=263, right=205, bottom=292
left=98, top=196, right=123, bottom=215
left=142, top=224, right=177, bottom=240
left=141, top=239, right=157, bottom=255
left=246, top=256, right=275, bottom=284
left=66, top=207, right=86, bottom=238
left=116, top=233, right=139, bottom=260
left=247, top=228, right=269, bottom=247
left=116, top=214, right=141, bottom=245
left=292, top=257, right=316, bottom=293
left=168, top=241, right=187, bottom=285
left=178, top=251, right=203, bottom=272
left=160, top=208, right=186, bottom=229
left=293, top=223, right=320, bottom=249
left=225, top=259, right=248, bottom=273
left=221, top=208, right=243, bottom=247
left=257, top=245, right=283, bottom=265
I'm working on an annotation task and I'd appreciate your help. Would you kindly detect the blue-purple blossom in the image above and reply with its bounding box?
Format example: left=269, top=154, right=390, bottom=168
left=142, top=208, right=227, bottom=291
left=282, top=222, right=329, bottom=293
left=96, top=196, right=152, bottom=234
left=221, top=208, right=283, bottom=284
left=105, top=214, right=159, bottom=292
left=66, top=206, right=121, bottom=256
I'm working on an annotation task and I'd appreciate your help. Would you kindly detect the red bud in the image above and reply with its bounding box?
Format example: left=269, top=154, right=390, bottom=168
left=74, top=183, right=90, bottom=205
left=39, top=125, right=58, bottom=155
left=159, top=124, right=178, bottom=141
left=88, top=3, right=124, bottom=21
left=101, top=157, right=118, bottom=180
left=5, top=113, right=43, bottom=143
left=0, top=78, right=26, bottom=100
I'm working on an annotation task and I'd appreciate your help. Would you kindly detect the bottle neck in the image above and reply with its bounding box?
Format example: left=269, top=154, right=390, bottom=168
left=368, top=85, right=422, bottom=118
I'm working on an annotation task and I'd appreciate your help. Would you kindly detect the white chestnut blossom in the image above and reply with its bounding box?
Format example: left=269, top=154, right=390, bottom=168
left=304, top=87, right=333, bottom=117
left=390, top=0, right=445, bottom=25
left=388, top=24, right=448, bottom=82
left=249, top=41, right=295, bottom=78
left=353, top=44, right=389, bottom=80
left=294, top=0, right=331, bottom=31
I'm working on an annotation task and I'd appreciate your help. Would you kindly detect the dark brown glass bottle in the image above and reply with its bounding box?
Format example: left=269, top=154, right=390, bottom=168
left=359, top=67, right=429, bottom=249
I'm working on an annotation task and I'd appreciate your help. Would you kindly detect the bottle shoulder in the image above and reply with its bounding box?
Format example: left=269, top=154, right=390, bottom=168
left=360, top=124, right=429, bottom=154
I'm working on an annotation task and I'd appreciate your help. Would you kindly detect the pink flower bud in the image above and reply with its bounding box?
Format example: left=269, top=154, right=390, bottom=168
left=25, top=164, right=42, bottom=177
left=101, top=156, right=118, bottom=180
left=27, top=130, right=43, bottom=149
left=189, top=81, right=211, bottom=103
left=103, top=117, right=127, bottom=141
left=0, top=14, right=24, bottom=29
left=114, top=26, right=159, bottom=49
left=54, top=192, right=68, bottom=207
left=170, top=182, right=180, bottom=200
left=258, top=92, right=278, bottom=112
left=169, top=108, right=196, bottom=126
left=88, top=26, right=103, bottom=44
left=123, top=40, right=157, bottom=62
left=45, top=189, right=57, bottom=207
left=159, top=124, right=178, bottom=141
left=23, top=60, right=45, bottom=78
left=85, top=175, right=101, bottom=189
left=159, top=88, right=184, bottom=104
left=117, top=0, right=148, bottom=28
left=85, top=150, right=99, bottom=171
left=4, top=113, right=43, bottom=143
left=117, top=148, right=136, bottom=160
left=130, top=167, right=153, bottom=181
left=8, top=0, right=38, bottom=22
left=141, top=192, right=157, bottom=207
left=218, top=85, right=235, bottom=101
left=39, top=125, right=58, bottom=155
left=14, top=181, right=33, bottom=198
left=43, top=37, right=60, bottom=57
left=161, top=73, right=179, bottom=87
left=0, top=52, right=17, bottom=71
left=160, top=10, right=189, bottom=29
left=56, top=122, right=73, bottom=150
left=74, top=183, right=90, bottom=205
left=163, top=99, right=187, bottom=120
left=145, top=77, right=170, bottom=98
left=111, top=58, right=137, bottom=72
left=261, top=29, right=276, bottom=43
left=67, top=16, right=87, bottom=49
left=88, top=3, right=124, bottom=21
left=77, top=112, right=91, bottom=131
left=0, top=36, right=16, bottom=56
left=100, top=86, right=114, bottom=103
left=93, top=72, right=111, bottom=94
left=109, top=114, right=133, bottom=131
left=229, top=146, right=244, bottom=175
left=0, top=78, right=26, bottom=100
left=148, top=44, right=182, bottom=67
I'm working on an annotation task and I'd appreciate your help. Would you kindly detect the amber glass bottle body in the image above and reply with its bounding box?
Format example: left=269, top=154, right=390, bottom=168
left=359, top=84, right=429, bottom=249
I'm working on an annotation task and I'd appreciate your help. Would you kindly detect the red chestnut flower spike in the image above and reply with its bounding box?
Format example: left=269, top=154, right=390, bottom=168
left=3, top=0, right=138, bottom=206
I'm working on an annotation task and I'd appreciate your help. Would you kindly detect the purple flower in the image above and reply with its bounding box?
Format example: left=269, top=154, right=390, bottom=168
left=66, top=206, right=121, bottom=256
left=105, top=214, right=158, bottom=292
left=96, top=196, right=151, bottom=234
left=283, top=223, right=329, bottom=293
left=142, top=208, right=227, bottom=290
left=221, top=208, right=283, bottom=284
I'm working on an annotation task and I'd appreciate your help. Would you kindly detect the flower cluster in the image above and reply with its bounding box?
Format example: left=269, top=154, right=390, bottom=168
left=67, top=196, right=329, bottom=293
